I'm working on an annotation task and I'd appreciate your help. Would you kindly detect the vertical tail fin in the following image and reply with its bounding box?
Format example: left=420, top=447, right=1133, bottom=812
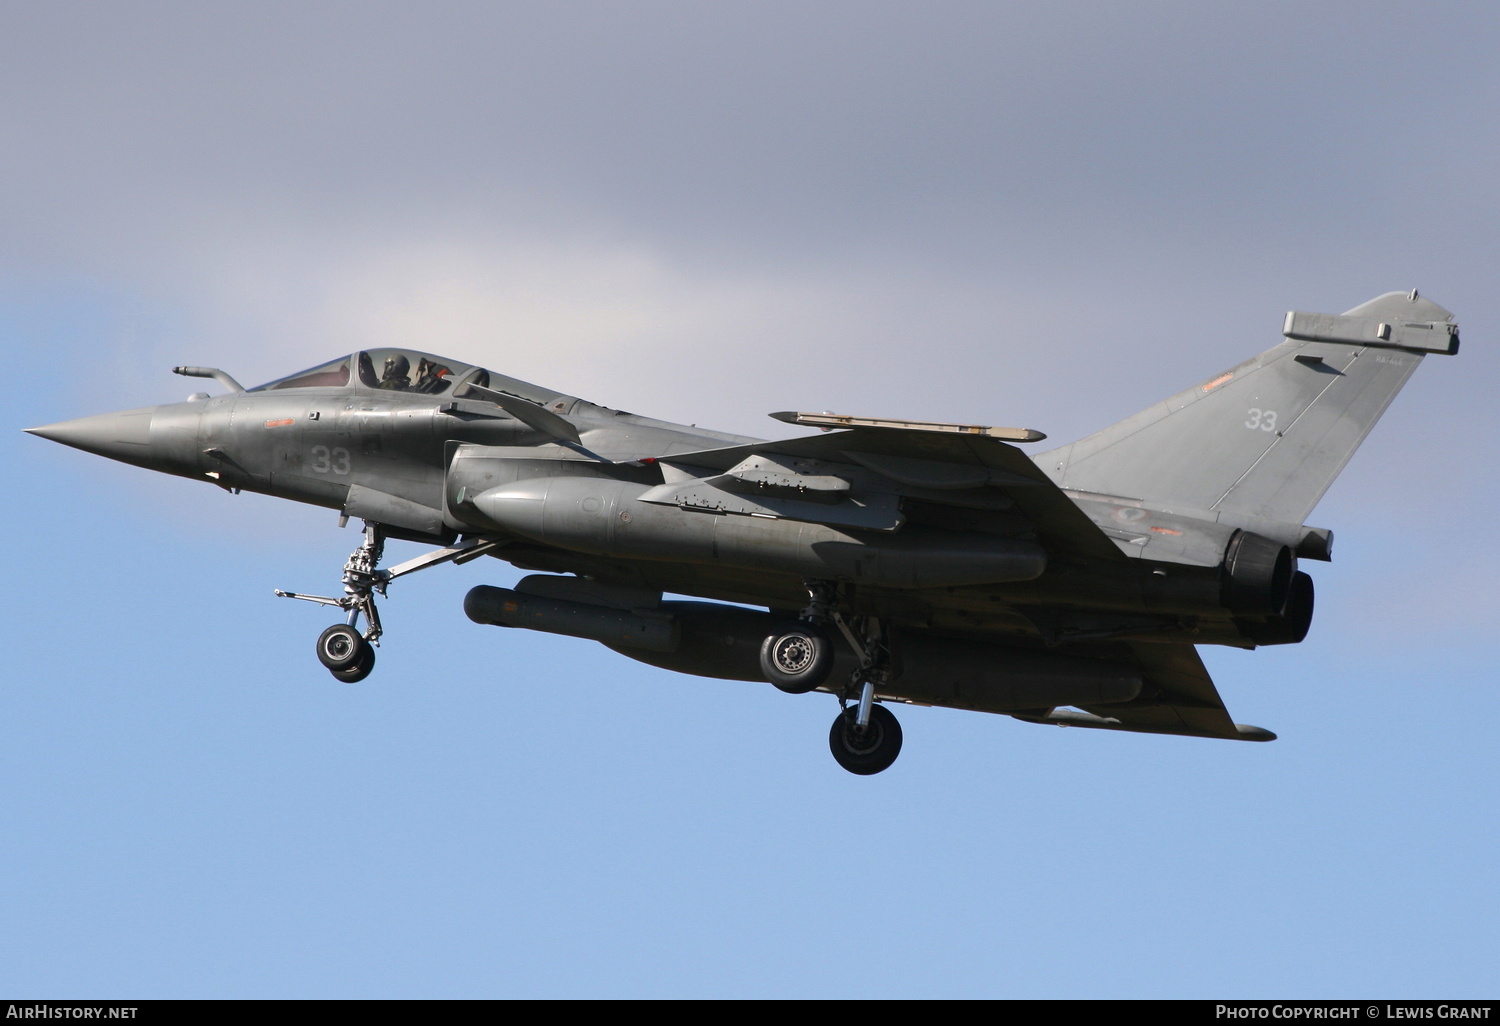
left=1039, top=291, right=1458, bottom=525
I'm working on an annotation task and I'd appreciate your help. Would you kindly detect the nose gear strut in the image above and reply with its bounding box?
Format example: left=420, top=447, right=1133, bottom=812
left=277, top=521, right=390, bottom=642
left=276, top=522, right=501, bottom=682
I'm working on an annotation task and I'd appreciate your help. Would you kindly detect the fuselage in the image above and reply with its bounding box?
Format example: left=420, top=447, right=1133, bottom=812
left=27, top=290, right=1459, bottom=762
left=28, top=347, right=1309, bottom=657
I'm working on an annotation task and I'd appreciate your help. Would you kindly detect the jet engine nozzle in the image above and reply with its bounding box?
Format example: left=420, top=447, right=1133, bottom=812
left=1221, top=531, right=1297, bottom=615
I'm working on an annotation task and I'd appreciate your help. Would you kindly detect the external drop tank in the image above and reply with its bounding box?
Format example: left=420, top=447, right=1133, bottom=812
left=462, top=475, right=1048, bottom=590
left=465, top=577, right=1142, bottom=713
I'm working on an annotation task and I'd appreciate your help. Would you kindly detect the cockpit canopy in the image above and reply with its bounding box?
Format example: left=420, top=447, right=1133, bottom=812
left=248, top=349, right=491, bottom=396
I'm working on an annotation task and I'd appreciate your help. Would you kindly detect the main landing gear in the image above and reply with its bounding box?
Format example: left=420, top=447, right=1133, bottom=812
left=758, top=580, right=904, bottom=775
left=759, top=580, right=837, bottom=693
left=277, top=521, right=500, bottom=683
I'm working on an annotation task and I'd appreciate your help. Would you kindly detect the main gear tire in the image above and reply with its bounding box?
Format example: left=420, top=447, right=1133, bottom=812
left=759, top=621, right=835, bottom=694
left=317, top=623, right=368, bottom=672
left=828, top=704, right=903, bottom=775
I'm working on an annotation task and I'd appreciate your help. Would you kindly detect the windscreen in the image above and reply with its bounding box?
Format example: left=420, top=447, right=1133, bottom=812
left=248, top=350, right=493, bottom=394
left=247, top=356, right=351, bottom=392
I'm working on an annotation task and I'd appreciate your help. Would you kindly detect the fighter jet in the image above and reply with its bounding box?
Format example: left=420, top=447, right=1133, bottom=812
left=26, top=290, right=1459, bottom=774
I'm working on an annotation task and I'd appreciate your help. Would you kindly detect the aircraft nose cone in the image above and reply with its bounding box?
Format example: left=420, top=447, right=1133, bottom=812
left=25, top=406, right=161, bottom=463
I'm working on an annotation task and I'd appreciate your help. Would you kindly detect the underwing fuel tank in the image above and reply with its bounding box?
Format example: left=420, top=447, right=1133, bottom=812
left=464, top=584, right=680, bottom=652
left=464, top=584, right=790, bottom=680
left=470, top=477, right=1047, bottom=589
left=465, top=581, right=1142, bottom=710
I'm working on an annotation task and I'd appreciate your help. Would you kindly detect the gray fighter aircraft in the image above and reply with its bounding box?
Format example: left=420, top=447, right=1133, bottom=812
left=26, top=290, right=1459, bottom=773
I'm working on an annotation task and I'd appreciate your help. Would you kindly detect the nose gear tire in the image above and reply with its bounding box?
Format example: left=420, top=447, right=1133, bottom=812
left=317, top=623, right=369, bottom=672
left=330, top=645, right=376, bottom=683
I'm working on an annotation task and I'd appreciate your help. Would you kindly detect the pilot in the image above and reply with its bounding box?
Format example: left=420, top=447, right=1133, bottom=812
left=414, top=358, right=451, bottom=394
left=377, top=353, right=412, bottom=391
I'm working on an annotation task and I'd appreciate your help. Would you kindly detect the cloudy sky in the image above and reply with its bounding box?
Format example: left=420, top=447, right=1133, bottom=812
left=4, top=2, right=1498, bottom=998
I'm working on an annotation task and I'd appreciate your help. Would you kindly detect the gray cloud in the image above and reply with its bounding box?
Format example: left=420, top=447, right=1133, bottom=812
left=4, top=2, right=1496, bottom=490
left=8, top=2, right=1499, bottom=258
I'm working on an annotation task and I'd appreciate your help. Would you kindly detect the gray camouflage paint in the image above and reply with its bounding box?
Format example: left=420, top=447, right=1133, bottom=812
left=25, top=291, right=1458, bottom=744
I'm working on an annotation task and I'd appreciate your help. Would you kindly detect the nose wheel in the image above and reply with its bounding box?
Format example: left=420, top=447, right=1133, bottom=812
left=277, top=522, right=501, bottom=683
left=277, top=523, right=388, bottom=682
left=316, top=623, right=376, bottom=683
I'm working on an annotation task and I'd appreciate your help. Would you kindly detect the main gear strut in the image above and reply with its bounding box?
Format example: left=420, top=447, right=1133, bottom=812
left=827, top=613, right=903, bottom=774
left=754, top=578, right=905, bottom=773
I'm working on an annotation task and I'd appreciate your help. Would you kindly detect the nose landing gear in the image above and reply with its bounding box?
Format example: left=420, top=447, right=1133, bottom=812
left=277, top=522, right=500, bottom=683
left=277, top=523, right=388, bottom=684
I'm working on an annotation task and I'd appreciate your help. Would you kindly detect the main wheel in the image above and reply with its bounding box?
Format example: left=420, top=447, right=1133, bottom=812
left=760, top=621, right=835, bottom=694
left=330, top=644, right=375, bottom=683
left=828, top=703, right=903, bottom=775
left=317, top=623, right=368, bottom=672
